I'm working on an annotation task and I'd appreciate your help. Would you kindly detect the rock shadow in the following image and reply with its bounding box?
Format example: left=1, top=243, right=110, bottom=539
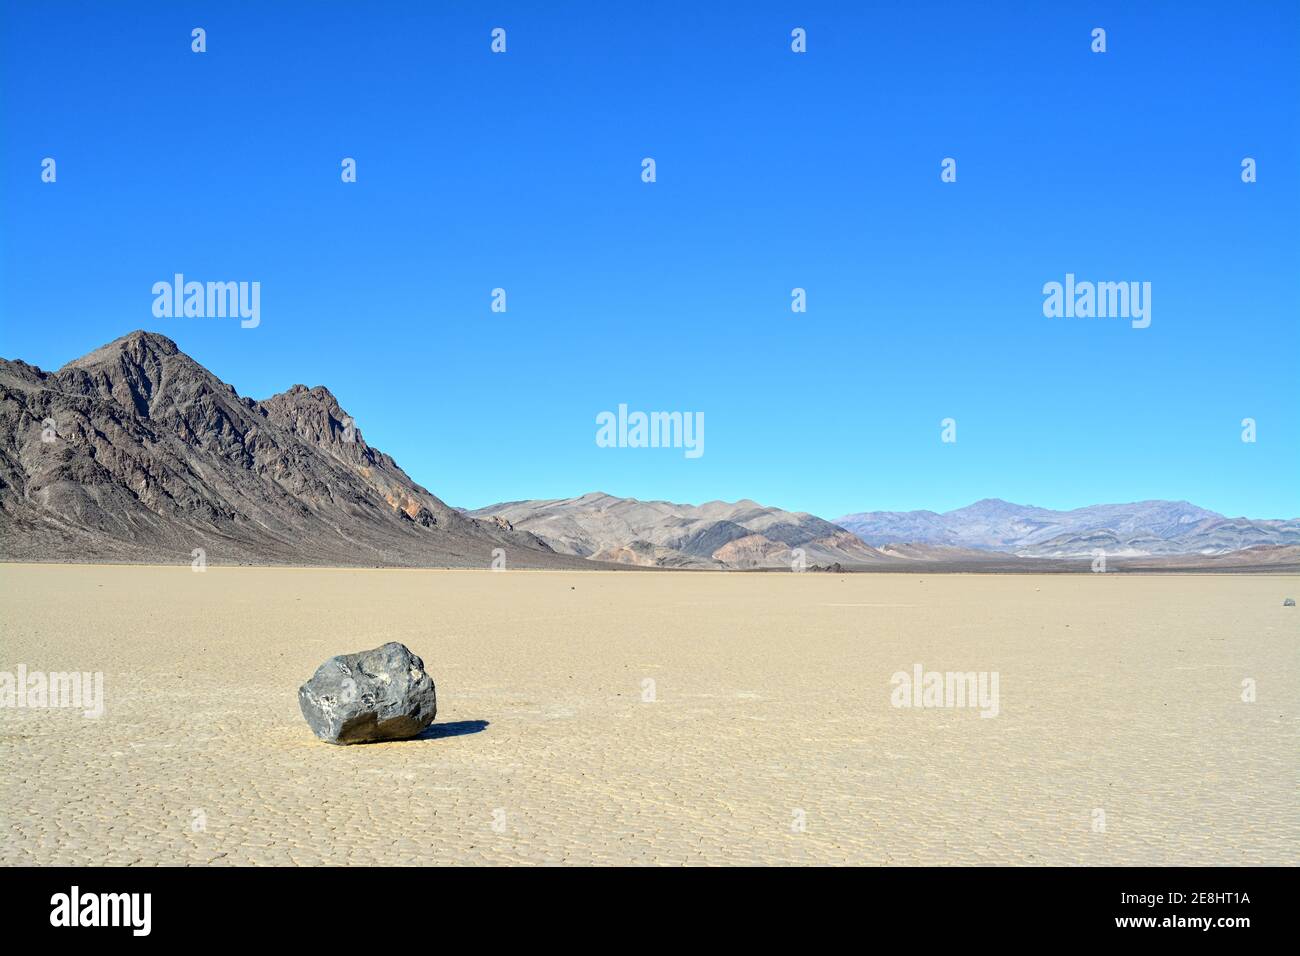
left=413, top=719, right=490, bottom=741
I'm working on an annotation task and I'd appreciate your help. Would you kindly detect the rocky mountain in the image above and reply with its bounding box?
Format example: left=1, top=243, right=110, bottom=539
left=836, top=498, right=1300, bottom=557
left=468, top=492, right=894, bottom=569
left=0, top=331, right=577, bottom=567
left=5, top=332, right=1292, bottom=572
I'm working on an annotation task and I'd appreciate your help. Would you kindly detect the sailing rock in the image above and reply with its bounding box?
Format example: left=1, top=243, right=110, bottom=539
left=298, top=642, right=437, bottom=744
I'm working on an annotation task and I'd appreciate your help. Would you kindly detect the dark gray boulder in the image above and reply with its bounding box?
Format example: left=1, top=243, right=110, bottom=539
left=298, top=642, right=437, bottom=744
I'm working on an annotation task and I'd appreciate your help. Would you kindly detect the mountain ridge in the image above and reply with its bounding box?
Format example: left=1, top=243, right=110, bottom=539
left=0, top=330, right=579, bottom=568
left=468, top=491, right=894, bottom=569
left=3, top=332, right=1294, bottom=569
left=836, top=498, right=1300, bottom=557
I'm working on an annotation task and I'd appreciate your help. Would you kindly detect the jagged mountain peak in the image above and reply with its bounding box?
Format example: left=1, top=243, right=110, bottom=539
left=59, top=329, right=182, bottom=371
left=261, top=383, right=363, bottom=448
left=0, top=330, right=571, bottom=568
left=48, top=329, right=228, bottom=422
left=268, top=383, right=342, bottom=404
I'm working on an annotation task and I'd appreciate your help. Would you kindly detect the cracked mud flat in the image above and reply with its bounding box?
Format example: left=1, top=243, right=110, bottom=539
left=1, top=564, right=1296, bottom=866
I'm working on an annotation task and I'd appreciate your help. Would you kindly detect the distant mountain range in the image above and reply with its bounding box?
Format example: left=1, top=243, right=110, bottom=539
left=2, top=331, right=1295, bottom=571
left=835, top=498, right=1300, bottom=557
left=468, top=492, right=892, bottom=569
left=0, top=331, right=575, bottom=567
left=471, top=494, right=1300, bottom=569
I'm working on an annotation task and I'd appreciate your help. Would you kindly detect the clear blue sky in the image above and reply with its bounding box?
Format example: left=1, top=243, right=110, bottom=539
left=2, top=2, right=1297, bottom=519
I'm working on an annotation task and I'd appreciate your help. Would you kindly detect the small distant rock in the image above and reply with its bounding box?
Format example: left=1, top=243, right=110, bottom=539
left=298, top=642, right=437, bottom=744
left=1285, top=598, right=1296, bottom=607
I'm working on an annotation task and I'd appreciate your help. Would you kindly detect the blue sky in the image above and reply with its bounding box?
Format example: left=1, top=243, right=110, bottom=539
left=2, top=1, right=1297, bottom=519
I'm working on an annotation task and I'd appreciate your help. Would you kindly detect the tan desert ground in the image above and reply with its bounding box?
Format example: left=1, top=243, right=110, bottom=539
left=2, top=563, right=1296, bottom=866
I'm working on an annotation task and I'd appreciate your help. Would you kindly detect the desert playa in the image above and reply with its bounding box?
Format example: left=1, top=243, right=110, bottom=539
left=1, top=564, right=1296, bottom=866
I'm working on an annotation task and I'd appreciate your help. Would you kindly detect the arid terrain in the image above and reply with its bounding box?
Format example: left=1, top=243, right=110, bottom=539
left=6, top=333, right=1296, bottom=573
left=0, top=332, right=572, bottom=568
left=2, top=564, right=1295, bottom=866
